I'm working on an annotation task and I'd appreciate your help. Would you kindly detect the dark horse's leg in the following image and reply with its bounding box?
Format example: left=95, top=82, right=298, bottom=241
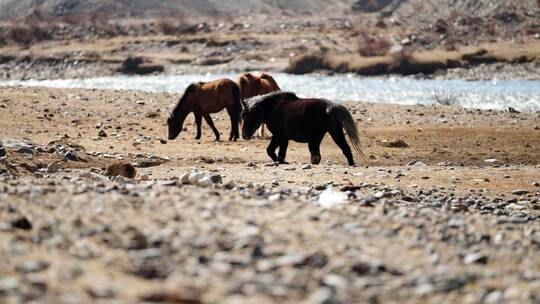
left=308, top=137, right=323, bottom=165
left=328, top=127, right=355, bottom=166
left=278, top=140, right=289, bottom=164
left=266, top=136, right=280, bottom=162
left=203, top=114, right=220, bottom=141
left=194, top=112, right=202, bottom=140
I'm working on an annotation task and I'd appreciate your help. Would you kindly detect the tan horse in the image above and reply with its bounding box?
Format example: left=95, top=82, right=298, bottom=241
left=238, top=72, right=281, bottom=137
left=167, top=78, right=242, bottom=141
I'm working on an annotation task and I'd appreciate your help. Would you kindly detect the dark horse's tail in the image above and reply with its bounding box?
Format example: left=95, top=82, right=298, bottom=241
left=328, top=104, right=367, bottom=160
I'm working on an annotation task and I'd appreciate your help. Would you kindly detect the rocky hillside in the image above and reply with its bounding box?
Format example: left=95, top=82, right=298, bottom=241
left=0, top=0, right=354, bottom=20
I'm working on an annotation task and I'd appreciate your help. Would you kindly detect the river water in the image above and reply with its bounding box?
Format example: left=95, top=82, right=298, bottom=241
left=2, top=73, right=540, bottom=112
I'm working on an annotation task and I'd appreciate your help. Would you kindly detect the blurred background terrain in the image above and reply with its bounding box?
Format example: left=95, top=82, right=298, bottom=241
left=0, top=0, right=538, bottom=79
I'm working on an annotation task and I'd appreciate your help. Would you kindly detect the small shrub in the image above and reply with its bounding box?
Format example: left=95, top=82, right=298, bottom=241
left=432, top=91, right=461, bottom=106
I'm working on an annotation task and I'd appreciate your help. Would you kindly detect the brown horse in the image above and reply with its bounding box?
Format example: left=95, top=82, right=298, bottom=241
left=167, top=78, right=242, bottom=141
left=238, top=72, right=281, bottom=137
left=242, top=92, right=366, bottom=166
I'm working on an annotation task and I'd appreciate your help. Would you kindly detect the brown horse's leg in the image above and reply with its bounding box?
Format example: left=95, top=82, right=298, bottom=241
left=308, top=140, right=322, bottom=165
left=266, top=137, right=279, bottom=162
left=329, top=128, right=354, bottom=166
left=225, top=107, right=240, bottom=141
left=257, top=124, right=266, bottom=138
left=277, top=140, right=289, bottom=164
left=203, top=114, right=220, bottom=141
left=194, top=112, right=202, bottom=140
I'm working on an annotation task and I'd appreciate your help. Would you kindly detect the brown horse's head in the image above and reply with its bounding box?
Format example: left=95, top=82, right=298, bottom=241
left=168, top=84, right=195, bottom=140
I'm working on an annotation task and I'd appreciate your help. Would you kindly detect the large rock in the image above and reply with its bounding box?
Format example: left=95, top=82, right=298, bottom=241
left=105, top=163, right=137, bottom=179
left=118, top=57, right=164, bottom=75
left=352, top=0, right=404, bottom=13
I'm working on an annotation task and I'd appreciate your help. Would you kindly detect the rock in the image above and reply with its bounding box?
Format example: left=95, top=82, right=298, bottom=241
left=305, top=287, right=336, bottom=304
left=139, top=287, right=202, bottom=303
left=209, top=174, right=222, bottom=184
left=113, top=176, right=132, bottom=184
left=0, top=145, right=5, bottom=157
left=118, top=57, right=164, bottom=75
left=407, top=160, right=427, bottom=166
left=484, top=290, right=503, bottom=304
left=146, top=111, right=160, bottom=118
left=318, top=187, right=348, bottom=208
left=15, top=260, right=49, bottom=273
left=197, top=176, right=212, bottom=187
left=46, top=162, right=62, bottom=174
left=19, top=163, right=38, bottom=173
left=484, top=158, right=498, bottom=164
left=64, top=150, right=78, bottom=161
left=0, top=277, right=19, bottom=293
left=15, top=146, right=34, bottom=154
left=379, top=138, right=409, bottom=148
left=224, top=180, right=236, bottom=189
left=11, top=215, right=32, bottom=230
left=180, top=173, right=190, bottom=184
left=301, top=164, right=312, bottom=170
left=188, top=172, right=204, bottom=184
left=511, top=189, right=528, bottom=195
left=87, top=286, right=115, bottom=299
left=464, top=253, right=488, bottom=264
left=105, top=163, right=137, bottom=179
left=98, top=129, right=108, bottom=137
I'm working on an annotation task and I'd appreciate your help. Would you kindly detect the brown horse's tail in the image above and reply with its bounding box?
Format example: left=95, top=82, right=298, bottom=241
left=328, top=104, right=367, bottom=160
left=231, top=81, right=242, bottom=119
left=238, top=75, right=248, bottom=101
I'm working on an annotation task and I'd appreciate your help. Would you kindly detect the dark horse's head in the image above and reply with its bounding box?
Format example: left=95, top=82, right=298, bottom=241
left=241, top=110, right=261, bottom=141
left=168, top=84, right=195, bottom=140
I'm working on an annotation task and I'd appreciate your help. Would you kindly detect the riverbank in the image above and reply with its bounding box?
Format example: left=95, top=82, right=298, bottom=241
left=1, top=11, right=539, bottom=81
left=1, top=86, right=539, bottom=303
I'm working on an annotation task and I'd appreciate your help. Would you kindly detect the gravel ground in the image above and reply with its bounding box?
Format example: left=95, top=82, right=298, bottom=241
left=0, top=86, right=539, bottom=303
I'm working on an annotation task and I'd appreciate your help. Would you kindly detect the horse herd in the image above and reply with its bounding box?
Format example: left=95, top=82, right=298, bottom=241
left=167, top=72, right=365, bottom=166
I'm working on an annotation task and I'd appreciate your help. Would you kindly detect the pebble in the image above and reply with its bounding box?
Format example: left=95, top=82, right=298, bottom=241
left=464, top=253, right=488, bottom=264
left=301, top=164, right=312, bottom=169
left=15, top=260, right=49, bottom=273
left=11, top=215, right=32, bottom=230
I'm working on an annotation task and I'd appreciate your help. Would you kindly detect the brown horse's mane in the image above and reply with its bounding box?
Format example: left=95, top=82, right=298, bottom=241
left=171, top=83, right=199, bottom=117
left=244, top=91, right=298, bottom=111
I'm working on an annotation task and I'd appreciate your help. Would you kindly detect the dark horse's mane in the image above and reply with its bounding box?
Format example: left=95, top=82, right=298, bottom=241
left=244, top=91, right=298, bottom=110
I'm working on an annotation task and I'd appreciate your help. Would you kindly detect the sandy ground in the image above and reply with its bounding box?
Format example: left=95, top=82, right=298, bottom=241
left=0, top=86, right=539, bottom=303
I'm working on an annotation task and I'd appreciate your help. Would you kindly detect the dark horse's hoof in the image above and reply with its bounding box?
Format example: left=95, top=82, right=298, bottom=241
left=278, top=161, right=289, bottom=165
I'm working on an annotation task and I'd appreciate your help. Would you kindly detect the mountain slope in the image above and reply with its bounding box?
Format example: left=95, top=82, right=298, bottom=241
left=0, top=0, right=354, bottom=20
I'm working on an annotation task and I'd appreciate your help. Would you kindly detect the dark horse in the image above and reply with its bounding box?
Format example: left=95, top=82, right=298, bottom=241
left=238, top=72, right=281, bottom=137
left=242, top=92, right=365, bottom=166
left=167, top=78, right=242, bottom=141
